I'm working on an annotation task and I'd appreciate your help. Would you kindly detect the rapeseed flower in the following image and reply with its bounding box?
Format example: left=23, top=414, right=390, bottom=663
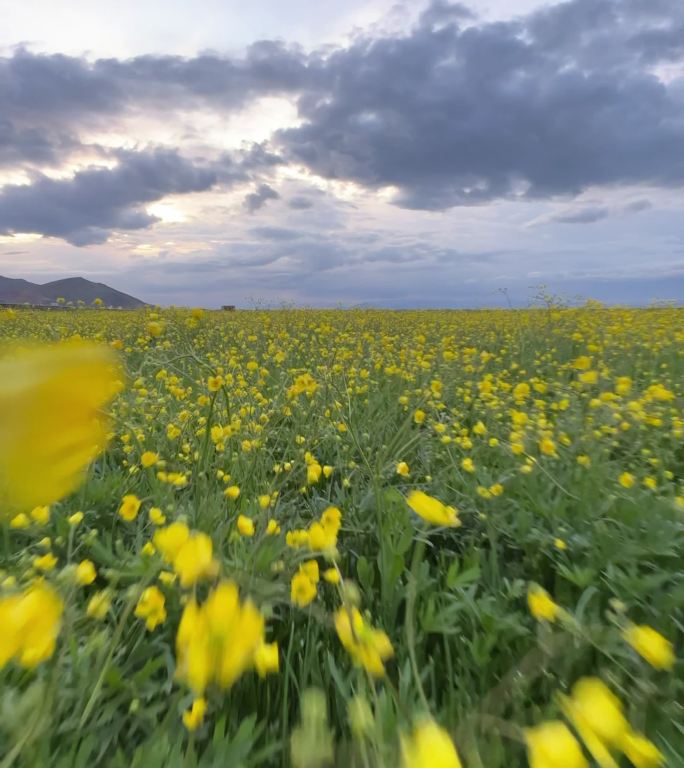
left=406, top=490, right=460, bottom=527
left=401, top=721, right=462, bottom=768
left=623, top=624, right=675, bottom=670
left=334, top=606, right=393, bottom=677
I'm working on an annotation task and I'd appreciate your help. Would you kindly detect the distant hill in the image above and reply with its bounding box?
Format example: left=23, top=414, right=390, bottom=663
left=0, top=275, right=146, bottom=308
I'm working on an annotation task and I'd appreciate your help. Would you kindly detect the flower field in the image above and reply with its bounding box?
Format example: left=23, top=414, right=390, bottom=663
left=0, top=305, right=682, bottom=767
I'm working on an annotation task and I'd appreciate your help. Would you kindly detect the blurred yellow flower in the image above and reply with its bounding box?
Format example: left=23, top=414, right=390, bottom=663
left=237, top=515, right=255, bottom=537
left=182, top=697, right=207, bottom=731
left=401, top=721, right=462, bottom=768
left=0, top=341, right=123, bottom=510
left=623, top=624, right=675, bottom=670
left=75, top=559, right=97, bottom=585
left=406, top=490, right=460, bottom=527
left=524, top=721, right=588, bottom=768
left=118, top=494, right=141, bottom=522
left=527, top=583, right=560, bottom=622
left=0, top=583, right=63, bottom=669
left=86, top=590, right=111, bottom=620
left=135, top=586, right=167, bottom=631
left=334, top=606, right=393, bottom=677
left=291, top=570, right=317, bottom=607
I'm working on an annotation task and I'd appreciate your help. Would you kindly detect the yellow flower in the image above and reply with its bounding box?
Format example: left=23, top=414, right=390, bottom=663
left=619, top=472, right=635, bottom=489
left=135, top=586, right=167, bottom=631
left=291, top=571, right=317, bottom=607
left=300, top=560, right=319, bottom=583
left=148, top=506, right=166, bottom=525
left=461, top=457, right=475, bottom=473
left=554, top=538, right=567, bottom=551
left=182, top=697, right=207, bottom=731
left=34, top=552, right=58, bottom=572
left=254, top=641, right=279, bottom=677
left=175, top=581, right=266, bottom=694
left=334, top=606, right=393, bottom=677
left=406, top=490, right=460, bottom=527
left=141, top=451, right=159, bottom=468
left=401, top=720, right=462, bottom=768
left=560, top=677, right=629, bottom=768
left=623, top=624, right=675, bottom=670
left=207, top=375, right=223, bottom=392
left=30, top=505, right=50, bottom=525
left=118, top=494, right=141, bottom=522
left=527, top=583, right=560, bottom=622
left=75, top=559, right=97, bottom=585
left=86, top=590, right=111, bottom=620
left=9, top=513, right=30, bottom=529
left=621, top=732, right=664, bottom=768
left=307, top=462, right=322, bottom=485
left=0, top=341, right=123, bottom=510
left=154, top=521, right=190, bottom=562
left=413, top=409, right=426, bottom=424
left=396, top=461, right=410, bottom=477
left=0, top=583, right=63, bottom=669
left=147, top=320, right=164, bottom=337
left=237, top=515, right=255, bottom=537
left=323, top=567, right=340, bottom=584
left=266, top=519, right=281, bottom=535
left=258, top=494, right=272, bottom=509
left=68, top=511, right=84, bottom=526
left=524, top=721, right=588, bottom=768
left=173, top=532, right=216, bottom=588
left=224, top=485, right=241, bottom=500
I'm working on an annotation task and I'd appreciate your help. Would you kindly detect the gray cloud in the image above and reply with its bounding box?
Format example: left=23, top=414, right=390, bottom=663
left=551, top=206, right=611, bottom=224
left=278, top=0, right=684, bottom=209
left=243, top=183, right=280, bottom=213
left=287, top=195, right=315, bottom=209
left=249, top=226, right=304, bottom=240
left=0, top=148, right=217, bottom=245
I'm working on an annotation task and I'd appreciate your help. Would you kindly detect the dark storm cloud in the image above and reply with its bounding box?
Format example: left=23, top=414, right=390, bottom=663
left=0, top=149, right=217, bottom=245
left=278, top=0, right=684, bottom=209
left=243, top=183, right=280, bottom=213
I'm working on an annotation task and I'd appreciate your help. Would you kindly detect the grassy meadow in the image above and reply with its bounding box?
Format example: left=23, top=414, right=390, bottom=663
left=0, top=305, right=682, bottom=767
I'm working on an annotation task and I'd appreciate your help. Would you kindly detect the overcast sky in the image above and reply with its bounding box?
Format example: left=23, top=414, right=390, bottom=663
left=1, top=0, right=683, bottom=307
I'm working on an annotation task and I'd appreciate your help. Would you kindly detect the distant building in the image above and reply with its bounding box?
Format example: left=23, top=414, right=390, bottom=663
left=221, top=305, right=236, bottom=311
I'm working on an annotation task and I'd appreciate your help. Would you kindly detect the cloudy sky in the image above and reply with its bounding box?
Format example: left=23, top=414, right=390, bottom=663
left=1, top=0, right=683, bottom=307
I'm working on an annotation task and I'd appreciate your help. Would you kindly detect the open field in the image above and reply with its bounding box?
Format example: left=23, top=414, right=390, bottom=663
left=1, top=306, right=682, bottom=767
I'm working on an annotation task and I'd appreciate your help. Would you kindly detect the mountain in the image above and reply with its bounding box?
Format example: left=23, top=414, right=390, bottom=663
left=0, top=275, right=146, bottom=308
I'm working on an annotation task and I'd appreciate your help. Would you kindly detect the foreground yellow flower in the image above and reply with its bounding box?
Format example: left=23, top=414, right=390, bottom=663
left=560, top=677, right=629, bottom=768
left=401, top=721, right=462, bottom=768
left=621, top=731, right=665, bottom=768
left=135, top=586, right=167, bottom=631
left=0, top=583, right=63, bottom=669
left=334, top=607, right=394, bottom=677
left=182, top=697, right=207, bottom=731
left=118, top=494, right=141, bottom=522
left=175, top=581, right=268, bottom=694
left=527, top=583, right=560, bottom=622
left=75, top=559, right=97, bottom=585
left=623, top=624, right=675, bottom=670
left=524, top=721, right=588, bottom=768
left=0, top=341, right=123, bottom=510
left=406, top=490, right=460, bottom=527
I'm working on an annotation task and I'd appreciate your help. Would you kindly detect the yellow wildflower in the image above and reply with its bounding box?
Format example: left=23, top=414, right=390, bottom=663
left=118, top=494, right=141, bottom=522
left=182, top=698, right=207, bottom=731
left=291, top=570, right=317, bottom=607
left=401, top=720, right=462, bottom=768
left=334, top=606, right=394, bottom=677
left=135, top=586, right=167, bottom=631
left=75, top=559, right=97, bottom=585
left=524, top=721, right=588, bottom=768
left=406, top=490, right=460, bottom=527
left=0, top=341, right=123, bottom=510
left=86, top=590, right=111, bottom=620
left=527, top=583, right=560, bottom=622
left=237, top=515, right=255, bottom=537
left=623, top=624, right=675, bottom=670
